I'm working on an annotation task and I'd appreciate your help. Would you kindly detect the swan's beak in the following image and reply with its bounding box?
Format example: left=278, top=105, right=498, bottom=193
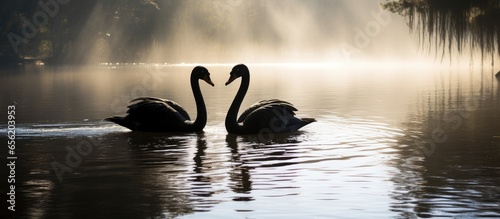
left=203, top=75, right=215, bottom=87
left=225, top=74, right=238, bottom=86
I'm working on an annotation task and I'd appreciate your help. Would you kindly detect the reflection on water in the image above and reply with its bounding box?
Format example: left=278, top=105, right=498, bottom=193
left=0, top=65, right=499, bottom=218
left=391, top=70, right=500, bottom=218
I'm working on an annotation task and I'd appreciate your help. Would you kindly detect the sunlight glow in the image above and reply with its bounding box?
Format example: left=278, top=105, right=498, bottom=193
left=96, top=60, right=444, bottom=71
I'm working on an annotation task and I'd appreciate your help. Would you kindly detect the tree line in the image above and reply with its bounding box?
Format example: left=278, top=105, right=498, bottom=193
left=1, top=0, right=166, bottom=64
left=0, top=0, right=276, bottom=65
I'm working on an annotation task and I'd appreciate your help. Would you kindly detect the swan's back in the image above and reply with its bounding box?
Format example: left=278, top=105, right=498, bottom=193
left=237, top=99, right=295, bottom=123
left=239, top=99, right=315, bottom=133
left=130, top=97, right=190, bottom=120
left=105, top=98, right=188, bottom=132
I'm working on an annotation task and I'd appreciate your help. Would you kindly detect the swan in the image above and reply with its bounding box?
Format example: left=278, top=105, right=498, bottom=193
left=105, top=66, right=214, bottom=132
left=224, top=64, right=315, bottom=134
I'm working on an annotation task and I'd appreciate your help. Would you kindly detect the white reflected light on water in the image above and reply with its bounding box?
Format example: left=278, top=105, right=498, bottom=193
left=0, top=64, right=499, bottom=218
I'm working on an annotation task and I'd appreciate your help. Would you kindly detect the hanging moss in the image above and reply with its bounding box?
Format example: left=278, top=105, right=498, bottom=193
left=382, top=0, right=500, bottom=64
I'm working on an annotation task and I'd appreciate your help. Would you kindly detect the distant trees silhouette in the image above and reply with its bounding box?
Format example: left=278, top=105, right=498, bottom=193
left=1, top=0, right=163, bottom=65
left=382, top=0, right=500, bottom=65
left=1, top=0, right=273, bottom=65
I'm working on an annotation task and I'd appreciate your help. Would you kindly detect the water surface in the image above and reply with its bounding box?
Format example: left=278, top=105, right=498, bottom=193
left=1, top=64, right=499, bottom=218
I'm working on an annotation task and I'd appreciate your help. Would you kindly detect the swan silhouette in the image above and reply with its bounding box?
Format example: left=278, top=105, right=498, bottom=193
left=224, top=64, right=315, bottom=134
left=105, top=66, right=214, bottom=132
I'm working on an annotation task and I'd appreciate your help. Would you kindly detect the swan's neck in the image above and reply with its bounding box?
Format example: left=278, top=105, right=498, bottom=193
left=225, top=74, right=249, bottom=134
left=189, top=77, right=207, bottom=131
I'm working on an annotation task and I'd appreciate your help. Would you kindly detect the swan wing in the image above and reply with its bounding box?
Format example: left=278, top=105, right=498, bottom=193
left=237, top=99, right=296, bottom=123
left=131, top=97, right=191, bottom=121
left=241, top=100, right=303, bottom=133
left=127, top=98, right=188, bottom=124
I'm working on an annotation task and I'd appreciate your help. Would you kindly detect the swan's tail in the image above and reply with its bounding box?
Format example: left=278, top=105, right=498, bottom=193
left=104, top=116, right=122, bottom=124
left=289, top=117, right=316, bottom=132
left=105, top=116, right=134, bottom=130
left=301, top=118, right=316, bottom=125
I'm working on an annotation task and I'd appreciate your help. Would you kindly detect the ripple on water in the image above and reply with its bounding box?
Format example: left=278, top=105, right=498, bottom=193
left=7, top=116, right=407, bottom=218
left=1, top=120, right=127, bottom=138
left=187, top=115, right=406, bottom=215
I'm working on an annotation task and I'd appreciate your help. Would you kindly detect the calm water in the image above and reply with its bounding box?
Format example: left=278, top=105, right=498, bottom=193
left=1, top=64, right=499, bottom=218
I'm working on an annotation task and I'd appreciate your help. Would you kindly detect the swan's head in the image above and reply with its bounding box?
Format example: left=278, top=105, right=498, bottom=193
left=225, top=64, right=249, bottom=86
left=193, top=66, right=215, bottom=86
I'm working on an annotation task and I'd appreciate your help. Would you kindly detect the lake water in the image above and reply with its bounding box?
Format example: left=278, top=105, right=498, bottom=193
left=1, top=64, right=499, bottom=218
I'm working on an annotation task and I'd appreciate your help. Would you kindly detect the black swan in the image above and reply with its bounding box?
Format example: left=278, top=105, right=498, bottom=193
left=224, top=64, right=315, bottom=134
left=105, top=66, right=214, bottom=132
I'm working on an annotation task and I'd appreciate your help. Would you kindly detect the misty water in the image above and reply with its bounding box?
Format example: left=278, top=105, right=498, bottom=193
left=1, top=64, right=499, bottom=218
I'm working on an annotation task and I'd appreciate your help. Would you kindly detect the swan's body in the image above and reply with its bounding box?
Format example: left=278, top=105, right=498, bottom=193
left=224, top=64, right=315, bottom=134
left=105, top=66, right=214, bottom=132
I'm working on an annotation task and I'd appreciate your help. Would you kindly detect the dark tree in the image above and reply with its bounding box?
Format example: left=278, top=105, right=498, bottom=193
left=382, top=0, right=500, bottom=65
